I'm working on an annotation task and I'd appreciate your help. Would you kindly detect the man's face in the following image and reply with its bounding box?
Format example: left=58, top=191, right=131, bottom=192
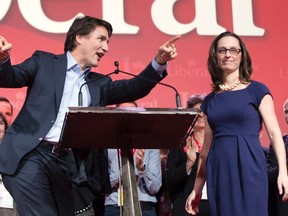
left=0, top=117, right=6, bottom=141
left=75, top=26, right=110, bottom=69
left=284, top=101, right=288, bottom=125
left=0, top=101, right=12, bottom=125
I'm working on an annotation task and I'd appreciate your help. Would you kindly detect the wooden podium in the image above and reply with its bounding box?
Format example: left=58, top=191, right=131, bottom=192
left=59, top=107, right=198, bottom=216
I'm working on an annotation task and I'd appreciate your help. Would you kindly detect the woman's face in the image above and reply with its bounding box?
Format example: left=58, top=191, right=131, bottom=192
left=0, top=118, right=6, bottom=142
left=192, top=103, right=205, bottom=130
left=216, top=36, right=242, bottom=74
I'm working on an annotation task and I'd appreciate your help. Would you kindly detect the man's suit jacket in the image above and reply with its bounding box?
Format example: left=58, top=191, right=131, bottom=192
left=0, top=50, right=166, bottom=176
left=267, top=134, right=288, bottom=216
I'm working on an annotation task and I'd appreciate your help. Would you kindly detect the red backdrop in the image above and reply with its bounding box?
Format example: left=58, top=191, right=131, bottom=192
left=1, top=0, right=287, bottom=145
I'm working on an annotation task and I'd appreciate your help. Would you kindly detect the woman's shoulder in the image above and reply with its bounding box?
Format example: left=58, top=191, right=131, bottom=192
left=200, top=92, right=214, bottom=113
left=247, top=80, right=271, bottom=105
left=204, top=91, right=215, bottom=101
left=201, top=92, right=214, bottom=105
left=247, top=80, right=270, bottom=94
left=248, top=80, right=269, bottom=90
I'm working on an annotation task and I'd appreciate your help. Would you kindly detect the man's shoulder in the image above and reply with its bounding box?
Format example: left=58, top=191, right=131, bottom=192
left=283, top=134, right=288, bottom=144
left=32, top=50, right=65, bottom=59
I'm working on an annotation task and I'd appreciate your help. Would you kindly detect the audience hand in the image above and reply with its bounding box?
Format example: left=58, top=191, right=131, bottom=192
left=136, top=149, right=146, bottom=172
left=186, top=136, right=198, bottom=163
left=185, top=190, right=202, bottom=215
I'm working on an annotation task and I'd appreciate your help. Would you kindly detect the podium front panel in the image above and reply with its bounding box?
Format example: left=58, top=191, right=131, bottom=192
left=60, top=107, right=198, bottom=149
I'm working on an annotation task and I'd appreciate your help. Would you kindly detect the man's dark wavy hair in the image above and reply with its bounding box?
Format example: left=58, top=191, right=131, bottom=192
left=64, top=16, right=113, bottom=52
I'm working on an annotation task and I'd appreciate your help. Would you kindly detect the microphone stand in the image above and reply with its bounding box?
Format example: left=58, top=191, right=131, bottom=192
left=114, top=61, right=182, bottom=109
left=78, top=69, right=119, bottom=106
left=179, top=112, right=200, bottom=147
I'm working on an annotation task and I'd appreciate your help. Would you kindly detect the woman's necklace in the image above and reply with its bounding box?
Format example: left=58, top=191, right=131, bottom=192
left=219, top=80, right=241, bottom=91
left=192, top=133, right=202, bottom=152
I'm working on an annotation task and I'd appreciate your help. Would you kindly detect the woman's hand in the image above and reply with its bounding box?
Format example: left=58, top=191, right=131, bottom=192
left=277, top=172, right=288, bottom=201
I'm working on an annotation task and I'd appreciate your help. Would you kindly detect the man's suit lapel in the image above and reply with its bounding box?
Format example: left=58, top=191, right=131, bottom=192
left=50, top=54, right=106, bottom=108
left=52, top=54, right=67, bottom=111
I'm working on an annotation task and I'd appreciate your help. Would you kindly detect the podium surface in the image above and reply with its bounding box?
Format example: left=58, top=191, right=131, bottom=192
left=60, top=107, right=198, bottom=149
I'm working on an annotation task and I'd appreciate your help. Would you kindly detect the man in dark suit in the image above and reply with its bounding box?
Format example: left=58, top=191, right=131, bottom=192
left=268, top=98, right=288, bottom=216
left=0, top=16, right=180, bottom=215
left=0, top=96, right=13, bottom=125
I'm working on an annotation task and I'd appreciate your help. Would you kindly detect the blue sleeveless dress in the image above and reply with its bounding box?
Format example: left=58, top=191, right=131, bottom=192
left=201, top=81, right=269, bottom=216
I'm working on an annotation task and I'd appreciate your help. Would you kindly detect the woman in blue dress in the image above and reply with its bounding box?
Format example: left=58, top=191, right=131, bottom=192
left=185, top=31, right=288, bottom=216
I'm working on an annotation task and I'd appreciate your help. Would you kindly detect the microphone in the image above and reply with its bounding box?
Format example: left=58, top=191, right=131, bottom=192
left=78, top=68, right=119, bottom=106
left=114, top=61, right=182, bottom=109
